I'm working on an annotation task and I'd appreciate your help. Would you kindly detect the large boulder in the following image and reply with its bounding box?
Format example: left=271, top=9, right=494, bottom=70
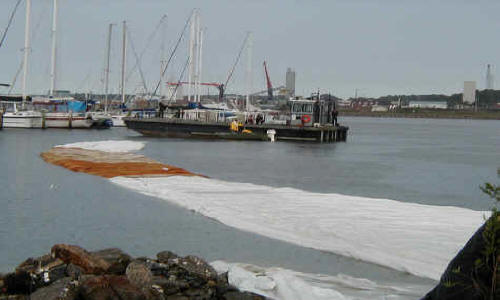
left=77, top=275, right=147, bottom=300
left=91, top=248, right=131, bottom=275
left=29, top=277, right=77, bottom=300
left=51, top=245, right=110, bottom=275
left=126, top=261, right=153, bottom=290
left=422, top=215, right=500, bottom=300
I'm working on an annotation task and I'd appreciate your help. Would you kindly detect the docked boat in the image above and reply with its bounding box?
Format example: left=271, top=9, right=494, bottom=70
left=0, top=0, right=41, bottom=129
left=44, top=112, right=93, bottom=128
left=111, top=114, right=126, bottom=127
left=88, top=112, right=113, bottom=128
left=2, top=110, right=43, bottom=128
left=32, top=96, right=95, bottom=128
left=124, top=99, right=348, bottom=143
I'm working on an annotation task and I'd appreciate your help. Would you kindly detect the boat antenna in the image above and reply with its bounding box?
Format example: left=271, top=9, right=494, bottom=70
left=0, top=0, right=22, bottom=49
left=152, top=9, right=194, bottom=98
left=224, top=32, right=250, bottom=92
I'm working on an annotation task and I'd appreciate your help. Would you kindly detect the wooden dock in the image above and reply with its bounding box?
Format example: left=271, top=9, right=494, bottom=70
left=124, top=118, right=348, bottom=143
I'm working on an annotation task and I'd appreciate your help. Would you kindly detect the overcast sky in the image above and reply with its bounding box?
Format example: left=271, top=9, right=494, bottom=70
left=1, top=0, right=499, bottom=98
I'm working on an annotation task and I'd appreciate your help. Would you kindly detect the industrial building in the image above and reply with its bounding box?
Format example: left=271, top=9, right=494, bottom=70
left=463, top=81, right=476, bottom=104
left=486, top=64, right=494, bottom=90
left=285, top=68, right=296, bottom=97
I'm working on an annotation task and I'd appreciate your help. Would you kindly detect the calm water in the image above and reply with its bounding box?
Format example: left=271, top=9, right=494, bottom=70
left=0, top=117, right=498, bottom=294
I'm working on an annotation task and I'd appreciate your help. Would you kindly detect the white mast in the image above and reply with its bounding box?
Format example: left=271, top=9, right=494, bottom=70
left=159, top=15, right=167, bottom=99
left=49, top=0, right=58, bottom=97
left=194, top=13, right=201, bottom=103
left=197, top=27, right=204, bottom=103
left=104, top=24, right=113, bottom=113
left=120, top=21, right=127, bottom=104
left=187, top=11, right=196, bottom=103
left=246, top=32, right=253, bottom=111
left=21, top=0, right=32, bottom=105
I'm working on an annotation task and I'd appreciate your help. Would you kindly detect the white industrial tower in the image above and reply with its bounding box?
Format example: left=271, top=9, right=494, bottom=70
left=286, top=68, right=296, bottom=97
left=486, top=64, right=494, bottom=90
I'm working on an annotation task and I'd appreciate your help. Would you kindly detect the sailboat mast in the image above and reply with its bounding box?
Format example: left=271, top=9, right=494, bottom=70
left=159, top=15, right=167, bottom=99
left=49, top=0, right=58, bottom=97
left=197, top=27, right=204, bottom=103
left=120, top=21, right=127, bottom=105
left=104, top=23, right=113, bottom=113
left=21, top=0, right=31, bottom=105
left=194, top=13, right=201, bottom=103
left=187, top=10, right=196, bottom=103
left=246, top=32, right=253, bottom=111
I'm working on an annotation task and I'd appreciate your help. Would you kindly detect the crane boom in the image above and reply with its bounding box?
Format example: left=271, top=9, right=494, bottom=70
left=263, top=61, right=273, bottom=100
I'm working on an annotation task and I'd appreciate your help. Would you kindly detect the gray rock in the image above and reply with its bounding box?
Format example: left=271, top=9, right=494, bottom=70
left=179, top=256, right=218, bottom=281
left=156, top=251, right=178, bottom=264
left=29, top=277, right=77, bottom=300
left=65, top=264, right=83, bottom=280
left=126, top=261, right=153, bottom=290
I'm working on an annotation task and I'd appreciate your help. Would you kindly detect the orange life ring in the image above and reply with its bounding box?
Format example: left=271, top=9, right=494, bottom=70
left=301, top=115, right=311, bottom=123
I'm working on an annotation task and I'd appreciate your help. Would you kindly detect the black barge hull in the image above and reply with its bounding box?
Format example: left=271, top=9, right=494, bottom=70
left=124, top=118, right=348, bottom=143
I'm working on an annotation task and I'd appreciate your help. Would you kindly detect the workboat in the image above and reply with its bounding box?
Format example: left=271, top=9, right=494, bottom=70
left=124, top=98, right=348, bottom=143
left=33, top=97, right=94, bottom=128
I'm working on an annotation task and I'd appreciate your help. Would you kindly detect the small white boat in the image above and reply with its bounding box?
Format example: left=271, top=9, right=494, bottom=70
left=111, top=114, right=126, bottom=127
left=88, top=112, right=113, bottom=128
left=3, top=110, right=43, bottom=128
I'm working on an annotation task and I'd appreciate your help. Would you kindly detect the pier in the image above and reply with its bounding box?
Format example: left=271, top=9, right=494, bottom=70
left=124, top=117, right=348, bottom=143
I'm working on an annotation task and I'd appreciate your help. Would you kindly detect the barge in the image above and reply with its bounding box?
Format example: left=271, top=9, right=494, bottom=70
left=124, top=99, right=349, bottom=143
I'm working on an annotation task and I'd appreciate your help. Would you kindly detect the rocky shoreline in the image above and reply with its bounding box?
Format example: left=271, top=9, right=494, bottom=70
left=0, top=244, right=265, bottom=300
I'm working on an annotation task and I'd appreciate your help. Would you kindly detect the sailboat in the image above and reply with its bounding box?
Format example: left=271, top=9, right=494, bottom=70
left=2, top=0, right=43, bottom=128
left=41, top=0, right=92, bottom=129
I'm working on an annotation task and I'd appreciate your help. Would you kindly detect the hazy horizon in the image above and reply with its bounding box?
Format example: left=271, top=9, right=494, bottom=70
left=1, top=0, right=499, bottom=99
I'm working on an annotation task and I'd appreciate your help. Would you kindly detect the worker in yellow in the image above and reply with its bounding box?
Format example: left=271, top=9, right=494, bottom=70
left=230, top=119, right=239, bottom=132
left=230, top=119, right=252, bottom=134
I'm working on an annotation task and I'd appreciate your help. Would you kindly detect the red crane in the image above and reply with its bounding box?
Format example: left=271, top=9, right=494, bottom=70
left=263, top=61, right=273, bottom=100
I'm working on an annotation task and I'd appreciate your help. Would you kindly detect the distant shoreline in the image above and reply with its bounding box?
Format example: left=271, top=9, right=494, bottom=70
left=339, top=110, right=500, bottom=120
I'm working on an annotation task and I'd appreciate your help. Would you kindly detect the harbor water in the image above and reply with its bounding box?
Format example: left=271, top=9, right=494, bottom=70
left=1, top=117, right=499, bottom=299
